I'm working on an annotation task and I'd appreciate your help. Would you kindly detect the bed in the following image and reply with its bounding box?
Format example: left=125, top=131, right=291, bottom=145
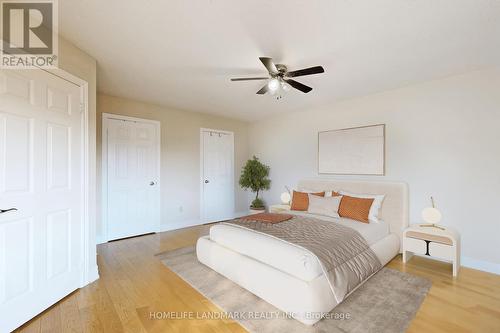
left=196, top=179, right=409, bottom=325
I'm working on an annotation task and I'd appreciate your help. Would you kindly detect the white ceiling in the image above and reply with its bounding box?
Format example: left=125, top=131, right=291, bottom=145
left=59, top=0, right=500, bottom=122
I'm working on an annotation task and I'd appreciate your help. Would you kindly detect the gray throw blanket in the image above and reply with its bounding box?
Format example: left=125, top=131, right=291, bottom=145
left=223, top=215, right=382, bottom=302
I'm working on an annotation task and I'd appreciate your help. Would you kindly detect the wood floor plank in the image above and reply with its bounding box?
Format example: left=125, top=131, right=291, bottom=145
left=39, top=304, right=62, bottom=333
left=15, top=225, right=500, bottom=333
left=15, top=318, right=40, bottom=333
left=58, top=294, right=84, bottom=333
left=78, top=305, right=106, bottom=333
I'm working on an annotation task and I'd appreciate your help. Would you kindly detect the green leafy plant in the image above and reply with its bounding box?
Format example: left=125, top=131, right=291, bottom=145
left=251, top=197, right=265, bottom=209
left=239, top=156, right=271, bottom=209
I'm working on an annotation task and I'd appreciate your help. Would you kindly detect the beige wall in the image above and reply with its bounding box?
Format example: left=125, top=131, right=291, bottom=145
left=96, top=94, right=249, bottom=240
left=249, top=69, right=500, bottom=273
left=58, top=36, right=98, bottom=276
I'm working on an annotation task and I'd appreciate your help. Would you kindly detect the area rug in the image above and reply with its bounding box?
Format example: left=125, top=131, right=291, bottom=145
left=157, top=246, right=431, bottom=333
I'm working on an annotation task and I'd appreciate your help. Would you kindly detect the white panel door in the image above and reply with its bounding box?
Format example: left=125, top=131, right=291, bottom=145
left=106, top=117, right=160, bottom=240
left=201, top=130, right=234, bottom=222
left=0, top=69, right=83, bottom=332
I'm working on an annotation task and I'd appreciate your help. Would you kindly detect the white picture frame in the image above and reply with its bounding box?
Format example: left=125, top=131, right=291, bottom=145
left=318, top=124, right=385, bottom=175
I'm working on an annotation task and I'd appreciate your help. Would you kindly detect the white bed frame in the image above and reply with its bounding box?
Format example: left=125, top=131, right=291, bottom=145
left=196, top=179, right=409, bottom=325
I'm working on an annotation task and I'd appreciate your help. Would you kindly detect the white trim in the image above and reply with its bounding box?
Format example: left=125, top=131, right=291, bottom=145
left=233, top=211, right=248, bottom=218
left=160, top=219, right=206, bottom=233
left=87, top=265, right=100, bottom=283
left=199, top=128, right=235, bottom=224
left=102, top=113, right=161, bottom=125
left=200, top=127, right=234, bottom=136
left=406, top=254, right=500, bottom=276
left=44, top=68, right=96, bottom=286
left=101, top=113, right=161, bottom=242
left=158, top=211, right=248, bottom=233
left=462, top=257, right=500, bottom=275
left=95, top=211, right=248, bottom=243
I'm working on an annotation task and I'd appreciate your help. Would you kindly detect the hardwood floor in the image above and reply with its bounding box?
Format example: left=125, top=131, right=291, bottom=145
left=17, top=225, right=500, bottom=333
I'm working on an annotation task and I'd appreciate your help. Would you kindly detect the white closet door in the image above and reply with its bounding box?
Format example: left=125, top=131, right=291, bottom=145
left=202, top=130, right=234, bottom=222
left=0, top=69, right=83, bottom=332
left=106, top=117, right=160, bottom=240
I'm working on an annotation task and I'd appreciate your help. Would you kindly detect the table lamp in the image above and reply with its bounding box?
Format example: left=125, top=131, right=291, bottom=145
left=421, top=197, right=445, bottom=230
left=280, top=186, right=291, bottom=204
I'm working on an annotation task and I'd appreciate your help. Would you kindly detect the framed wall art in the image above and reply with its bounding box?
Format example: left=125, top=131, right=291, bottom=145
left=318, top=124, right=385, bottom=175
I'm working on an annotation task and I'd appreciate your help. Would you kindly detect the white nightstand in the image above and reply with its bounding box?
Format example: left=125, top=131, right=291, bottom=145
left=403, top=224, right=460, bottom=276
left=269, top=204, right=291, bottom=213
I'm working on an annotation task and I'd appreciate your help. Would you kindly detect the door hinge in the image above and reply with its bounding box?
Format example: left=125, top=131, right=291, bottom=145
left=79, top=103, right=85, bottom=113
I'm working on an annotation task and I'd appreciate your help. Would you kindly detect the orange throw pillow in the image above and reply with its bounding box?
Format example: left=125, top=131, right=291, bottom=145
left=290, top=191, right=325, bottom=211
left=338, top=195, right=374, bottom=223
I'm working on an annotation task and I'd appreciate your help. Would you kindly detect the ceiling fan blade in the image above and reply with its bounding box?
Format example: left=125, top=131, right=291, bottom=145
left=256, top=84, right=269, bottom=95
left=287, top=66, right=325, bottom=78
left=230, top=77, right=269, bottom=81
left=259, top=57, right=278, bottom=74
left=284, top=79, right=312, bottom=93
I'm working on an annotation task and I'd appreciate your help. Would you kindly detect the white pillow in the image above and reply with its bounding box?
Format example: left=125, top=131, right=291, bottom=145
left=302, top=189, right=336, bottom=197
left=338, top=190, right=385, bottom=223
left=301, top=188, right=320, bottom=193
left=307, top=194, right=342, bottom=218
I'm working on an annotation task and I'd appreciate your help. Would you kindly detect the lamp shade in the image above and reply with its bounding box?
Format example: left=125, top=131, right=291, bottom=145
left=422, top=207, right=442, bottom=224
left=280, top=192, right=291, bottom=204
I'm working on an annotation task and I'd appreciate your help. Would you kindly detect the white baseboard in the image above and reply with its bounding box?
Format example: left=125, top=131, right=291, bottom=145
left=87, top=265, right=100, bottom=283
left=159, top=218, right=204, bottom=232
left=81, top=264, right=99, bottom=288
left=96, top=212, right=249, bottom=243
left=233, top=211, right=248, bottom=218
left=159, top=211, right=248, bottom=233
left=462, top=257, right=500, bottom=275
left=96, top=215, right=500, bottom=276
left=405, top=253, right=499, bottom=276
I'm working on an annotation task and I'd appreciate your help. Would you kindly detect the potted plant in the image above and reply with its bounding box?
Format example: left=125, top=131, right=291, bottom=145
left=239, top=156, right=271, bottom=214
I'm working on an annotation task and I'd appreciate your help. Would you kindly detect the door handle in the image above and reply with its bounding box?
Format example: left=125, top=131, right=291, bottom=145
left=149, top=181, right=156, bottom=186
left=0, top=208, right=17, bottom=214
left=204, top=180, right=209, bottom=184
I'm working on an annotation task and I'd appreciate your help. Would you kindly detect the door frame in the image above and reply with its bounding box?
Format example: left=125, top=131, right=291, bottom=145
left=199, top=128, right=235, bottom=223
left=43, top=68, right=96, bottom=286
left=101, top=113, right=161, bottom=242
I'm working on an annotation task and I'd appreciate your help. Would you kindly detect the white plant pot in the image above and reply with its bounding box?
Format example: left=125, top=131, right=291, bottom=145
left=249, top=207, right=266, bottom=215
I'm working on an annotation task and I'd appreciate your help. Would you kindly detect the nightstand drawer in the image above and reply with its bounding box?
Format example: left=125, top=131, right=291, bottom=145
left=404, top=237, right=426, bottom=255
left=429, top=242, right=453, bottom=260
left=405, top=231, right=453, bottom=245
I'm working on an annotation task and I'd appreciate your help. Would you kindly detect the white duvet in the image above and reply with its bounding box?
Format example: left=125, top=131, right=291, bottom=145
left=209, top=212, right=389, bottom=282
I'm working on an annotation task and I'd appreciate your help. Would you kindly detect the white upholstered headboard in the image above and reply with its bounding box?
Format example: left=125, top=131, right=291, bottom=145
left=297, top=179, right=409, bottom=243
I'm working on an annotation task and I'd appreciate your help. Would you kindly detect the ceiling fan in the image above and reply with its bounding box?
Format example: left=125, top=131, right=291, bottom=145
left=231, top=57, right=325, bottom=96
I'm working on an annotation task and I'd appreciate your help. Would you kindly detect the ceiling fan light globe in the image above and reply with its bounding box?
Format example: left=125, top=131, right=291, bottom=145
left=268, top=78, right=279, bottom=92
